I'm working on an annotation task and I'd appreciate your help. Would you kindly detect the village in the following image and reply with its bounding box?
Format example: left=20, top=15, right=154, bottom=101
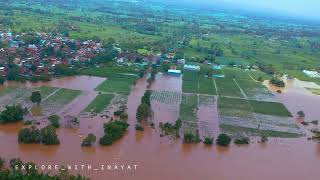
left=0, top=31, right=105, bottom=80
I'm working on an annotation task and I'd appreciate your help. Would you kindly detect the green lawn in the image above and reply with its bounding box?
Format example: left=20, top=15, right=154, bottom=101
left=83, top=94, right=114, bottom=113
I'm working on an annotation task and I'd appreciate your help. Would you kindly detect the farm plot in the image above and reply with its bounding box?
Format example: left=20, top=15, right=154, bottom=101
left=40, top=88, right=82, bottom=116
left=182, top=71, right=216, bottom=95
left=83, top=94, right=114, bottom=113
left=179, top=94, right=199, bottom=132
left=218, top=97, right=301, bottom=137
left=237, top=79, right=275, bottom=101
left=215, top=78, right=243, bottom=97
left=0, top=87, right=33, bottom=110
left=151, top=91, right=181, bottom=124
left=95, top=76, right=138, bottom=95
left=32, top=86, right=61, bottom=100
left=223, top=67, right=252, bottom=80
left=198, top=95, right=219, bottom=136
left=249, top=100, right=292, bottom=117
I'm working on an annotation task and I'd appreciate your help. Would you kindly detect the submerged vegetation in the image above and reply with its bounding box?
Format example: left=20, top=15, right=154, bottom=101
left=99, top=120, right=129, bottom=146
left=18, top=125, right=60, bottom=145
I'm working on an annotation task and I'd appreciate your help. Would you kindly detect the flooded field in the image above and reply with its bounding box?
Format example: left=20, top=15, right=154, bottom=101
left=0, top=75, right=320, bottom=180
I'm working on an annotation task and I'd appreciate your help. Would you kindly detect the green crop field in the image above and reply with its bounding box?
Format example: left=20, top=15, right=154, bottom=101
left=44, top=88, right=81, bottom=105
left=249, top=100, right=293, bottom=117
left=179, top=94, right=198, bottom=129
left=83, top=94, right=114, bottom=113
left=215, top=78, right=243, bottom=97
left=182, top=70, right=216, bottom=95
left=32, top=86, right=59, bottom=98
left=218, top=96, right=253, bottom=118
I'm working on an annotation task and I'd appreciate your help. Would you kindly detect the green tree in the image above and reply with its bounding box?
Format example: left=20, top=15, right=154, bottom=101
left=81, top=133, right=96, bottom=147
left=48, top=115, right=60, bottom=128
left=99, top=121, right=129, bottom=146
left=136, top=103, right=151, bottom=122
left=0, top=104, right=26, bottom=124
left=18, top=126, right=41, bottom=144
left=40, top=125, right=60, bottom=145
left=216, top=133, right=231, bottom=146
left=30, top=91, right=42, bottom=105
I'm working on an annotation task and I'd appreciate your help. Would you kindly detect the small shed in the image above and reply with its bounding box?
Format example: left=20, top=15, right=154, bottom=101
left=168, top=69, right=181, bottom=76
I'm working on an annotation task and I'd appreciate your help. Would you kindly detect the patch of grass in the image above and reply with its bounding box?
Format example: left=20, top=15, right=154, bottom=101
left=220, top=124, right=301, bottom=138
left=32, top=86, right=59, bottom=98
left=236, top=79, right=271, bottom=98
left=218, top=97, right=253, bottom=118
left=0, top=87, right=16, bottom=97
left=249, top=100, right=292, bottom=117
left=95, top=79, right=134, bottom=95
left=223, top=68, right=251, bottom=80
left=44, top=88, right=81, bottom=105
left=180, top=94, right=198, bottom=129
left=84, top=94, right=114, bottom=113
left=182, top=71, right=216, bottom=95
left=215, top=78, right=243, bottom=97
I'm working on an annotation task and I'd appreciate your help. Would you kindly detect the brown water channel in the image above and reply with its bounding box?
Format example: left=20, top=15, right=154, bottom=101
left=0, top=75, right=320, bottom=180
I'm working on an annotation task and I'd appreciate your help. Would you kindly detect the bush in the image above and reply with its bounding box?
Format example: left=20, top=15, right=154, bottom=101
left=297, top=111, right=305, bottom=118
left=216, top=133, right=231, bottom=146
left=99, top=121, right=129, bottom=146
left=81, top=133, right=96, bottom=147
left=183, top=130, right=201, bottom=144
left=120, top=112, right=128, bottom=120
left=260, top=136, right=268, bottom=143
left=270, top=77, right=285, bottom=87
left=203, top=136, right=214, bottom=145
left=40, top=125, right=60, bottom=145
left=136, top=103, right=151, bottom=122
left=234, top=137, right=250, bottom=145
left=135, top=124, right=144, bottom=131
left=48, top=115, right=60, bottom=128
left=114, top=110, right=124, bottom=116
left=0, top=157, right=5, bottom=170
left=18, top=126, right=41, bottom=144
left=0, top=104, right=26, bottom=124
left=24, top=120, right=32, bottom=125
left=310, top=120, right=319, bottom=125
left=30, top=91, right=42, bottom=105
left=99, top=133, right=114, bottom=145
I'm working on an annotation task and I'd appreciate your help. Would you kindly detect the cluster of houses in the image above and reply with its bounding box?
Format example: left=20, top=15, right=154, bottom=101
left=0, top=31, right=105, bottom=77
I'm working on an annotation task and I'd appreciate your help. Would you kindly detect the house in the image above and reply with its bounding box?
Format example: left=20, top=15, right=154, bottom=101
left=168, top=69, right=181, bottom=76
left=184, top=64, right=200, bottom=71
left=177, top=59, right=186, bottom=65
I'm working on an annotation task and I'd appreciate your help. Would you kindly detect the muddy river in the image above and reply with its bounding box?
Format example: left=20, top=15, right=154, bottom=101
left=0, top=75, right=320, bottom=180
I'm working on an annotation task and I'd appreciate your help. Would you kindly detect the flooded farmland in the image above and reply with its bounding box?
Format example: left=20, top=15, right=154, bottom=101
left=0, top=75, right=320, bottom=180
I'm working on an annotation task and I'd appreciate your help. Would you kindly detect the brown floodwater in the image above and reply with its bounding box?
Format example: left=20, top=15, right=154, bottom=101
left=264, top=78, right=320, bottom=120
left=0, top=76, right=320, bottom=180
